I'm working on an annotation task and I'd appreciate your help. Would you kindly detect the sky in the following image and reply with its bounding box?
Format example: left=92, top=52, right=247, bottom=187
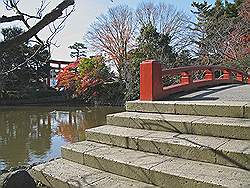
left=0, top=0, right=220, bottom=61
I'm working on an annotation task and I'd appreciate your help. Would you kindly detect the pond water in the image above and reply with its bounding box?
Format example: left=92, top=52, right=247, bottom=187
left=0, top=105, right=124, bottom=170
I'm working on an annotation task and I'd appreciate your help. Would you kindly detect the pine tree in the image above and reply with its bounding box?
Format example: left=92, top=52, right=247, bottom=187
left=69, top=42, right=87, bottom=59
left=0, top=26, right=49, bottom=95
left=126, top=23, right=176, bottom=100
left=191, top=0, right=247, bottom=67
left=135, top=22, right=176, bottom=68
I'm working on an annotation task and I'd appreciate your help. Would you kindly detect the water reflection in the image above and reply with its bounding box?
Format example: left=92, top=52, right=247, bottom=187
left=0, top=106, right=123, bottom=170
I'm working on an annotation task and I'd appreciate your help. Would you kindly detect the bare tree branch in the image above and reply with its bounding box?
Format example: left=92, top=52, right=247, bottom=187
left=46, top=4, right=75, bottom=45
left=86, top=5, right=135, bottom=83
left=86, top=5, right=135, bottom=65
left=135, top=2, right=192, bottom=52
left=0, top=0, right=75, bottom=51
left=0, top=15, right=23, bottom=23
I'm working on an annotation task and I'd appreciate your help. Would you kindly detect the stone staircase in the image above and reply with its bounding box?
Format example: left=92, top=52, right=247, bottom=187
left=31, top=100, right=250, bottom=188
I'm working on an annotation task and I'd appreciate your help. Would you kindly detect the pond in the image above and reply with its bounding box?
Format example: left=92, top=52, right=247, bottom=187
left=0, top=105, right=124, bottom=170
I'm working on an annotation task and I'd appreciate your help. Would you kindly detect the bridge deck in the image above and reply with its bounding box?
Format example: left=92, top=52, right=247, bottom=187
left=167, top=84, right=250, bottom=102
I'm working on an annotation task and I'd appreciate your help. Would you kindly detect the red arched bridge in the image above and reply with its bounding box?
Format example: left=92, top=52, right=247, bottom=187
left=140, top=60, right=250, bottom=101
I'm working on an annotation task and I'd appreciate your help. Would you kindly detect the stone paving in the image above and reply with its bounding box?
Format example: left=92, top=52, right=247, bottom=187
left=168, top=84, right=250, bottom=101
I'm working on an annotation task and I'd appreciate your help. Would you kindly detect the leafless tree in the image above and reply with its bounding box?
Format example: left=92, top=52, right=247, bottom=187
left=135, top=2, right=193, bottom=53
left=0, top=0, right=75, bottom=51
left=86, top=5, right=135, bottom=81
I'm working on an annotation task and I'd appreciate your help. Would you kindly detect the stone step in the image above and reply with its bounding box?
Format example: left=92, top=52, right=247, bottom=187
left=30, top=158, right=157, bottom=188
left=86, top=125, right=250, bottom=169
left=107, top=112, right=250, bottom=140
left=61, top=141, right=250, bottom=188
left=126, top=100, right=250, bottom=118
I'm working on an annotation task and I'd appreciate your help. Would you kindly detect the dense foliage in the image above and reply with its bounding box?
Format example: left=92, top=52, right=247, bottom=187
left=125, top=23, right=175, bottom=100
left=57, top=56, right=124, bottom=105
left=191, top=0, right=249, bottom=71
left=0, top=26, right=50, bottom=100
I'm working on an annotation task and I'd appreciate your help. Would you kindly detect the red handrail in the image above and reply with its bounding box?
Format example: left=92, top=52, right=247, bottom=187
left=140, top=60, right=250, bottom=101
left=162, top=66, right=248, bottom=77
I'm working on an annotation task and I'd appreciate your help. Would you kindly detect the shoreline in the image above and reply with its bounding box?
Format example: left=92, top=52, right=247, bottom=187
left=0, top=159, right=56, bottom=188
left=0, top=97, right=125, bottom=107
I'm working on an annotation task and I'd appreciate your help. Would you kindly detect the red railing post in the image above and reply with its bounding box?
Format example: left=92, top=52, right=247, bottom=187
left=236, top=73, right=243, bottom=82
left=248, top=75, right=250, bottom=84
left=204, top=69, right=215, bottom=81
left=180, top=71, right=193, bottom=85
left=47, top=76, right=50, bottom=86
left=223, top=69, right=232, bottom=80
left=140, top=60, right=163, bottom=101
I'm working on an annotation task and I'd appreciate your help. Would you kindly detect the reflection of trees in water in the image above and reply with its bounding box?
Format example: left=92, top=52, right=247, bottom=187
left=0, top=106, right=124, bottom=169
left=56, top=111, right=86, bottom=143
left=56, top=107, right=124, bottom=143
left=29, top=114, right=52, bottom=156
left=0, top=108, right=52, bottom=169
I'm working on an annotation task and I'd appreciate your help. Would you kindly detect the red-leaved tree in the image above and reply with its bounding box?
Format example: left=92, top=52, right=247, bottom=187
left=56, top=56, right=110, bottom=98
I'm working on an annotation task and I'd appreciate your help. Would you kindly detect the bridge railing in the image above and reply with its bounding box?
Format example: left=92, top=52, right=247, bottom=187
left=140, top=60, right=250, bottom=101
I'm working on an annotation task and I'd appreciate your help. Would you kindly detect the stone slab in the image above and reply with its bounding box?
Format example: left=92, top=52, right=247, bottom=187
left=126, top=100, right=176, bottom=114
left=107, top=111, right=203, bottom=133
left=86, top=125, right=150, bottom=149
left=107, top=112, right=250, bottom=139
left=175, top=101, right=246, bottom=118
left=86, top=125, right=250, bottom=169
left=84, top=144, right=168, bottom=185
left=30, top=158, right=157, bottom=188
left=216, top=139, right=250, bottom=170
left=245, top=103, right=250, bottom=118
left=151, top=157, right=250, bottom=188
left=126, top=100, right=248, bottom=118
left=191, top=116, right=250, bottom=139
left=62, top=141, right=250, bottom=188
left=61, top=141, right=105, bottom=164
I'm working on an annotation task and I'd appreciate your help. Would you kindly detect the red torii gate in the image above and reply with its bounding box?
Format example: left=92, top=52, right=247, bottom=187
left=46, top=60, right=73, bottom=87
left=140, top=60, right=250, bottom=101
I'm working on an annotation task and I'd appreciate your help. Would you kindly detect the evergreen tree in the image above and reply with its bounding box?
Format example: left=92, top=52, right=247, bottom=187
left=0, top=26, right=50, bottom=98
left=225, top=0, right=244, bottom=17
left=175, top=50, right=193, bottom=67
left=191, top=0, right=248, bottom=69
left=69, top=42, right=87, bottom=59
left=134, top=22, right=176, bottom=68
left=191, top=1, right=212, bottom=63
left=126, top=23, right=176, bottom=100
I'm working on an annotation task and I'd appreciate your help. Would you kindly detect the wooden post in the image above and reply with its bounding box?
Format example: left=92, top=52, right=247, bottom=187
left=205, top=69, right=214, bottom=81
left=223, top=69, right=232, bottom=80
left=236, top=73, right=243, bottom=82
left=140, top=60, right=163, bottom=101
left=180, top=71, right=192, bottom=85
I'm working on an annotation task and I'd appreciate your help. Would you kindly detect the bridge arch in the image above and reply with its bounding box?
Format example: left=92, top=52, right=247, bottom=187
left=140, top=60, right=250, bottom=101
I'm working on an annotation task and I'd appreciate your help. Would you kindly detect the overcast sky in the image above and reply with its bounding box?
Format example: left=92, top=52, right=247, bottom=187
left=0, top=0, right=219, bottom=61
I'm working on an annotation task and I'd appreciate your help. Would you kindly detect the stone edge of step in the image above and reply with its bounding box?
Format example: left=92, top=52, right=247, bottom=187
left=85, top=125, right=250, bottom=170
left=125, top=100, right=250, bottom=118
left=106, top=111, right=250, bottom=140
left=30, top=158, right=158, bottom=188
left=61, top=141, right=250, bottom=188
